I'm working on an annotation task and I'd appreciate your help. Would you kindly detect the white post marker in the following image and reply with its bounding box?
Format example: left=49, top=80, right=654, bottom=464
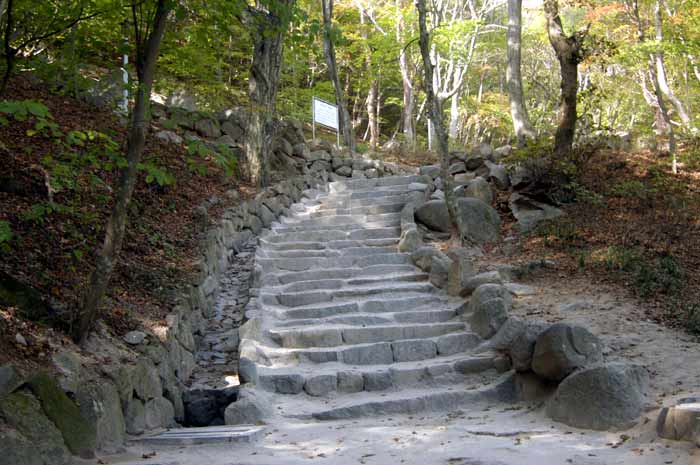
left=312, top=96, right=340, bottom=147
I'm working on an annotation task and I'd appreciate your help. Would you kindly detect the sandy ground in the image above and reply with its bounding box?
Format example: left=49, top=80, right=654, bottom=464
left=95, top=406, right=698, bottom=465
left=88, top=272, right=700, bottom=465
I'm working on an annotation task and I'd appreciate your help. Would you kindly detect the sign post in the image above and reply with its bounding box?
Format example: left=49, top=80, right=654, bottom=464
left=312, top=97, right=340, bottom=147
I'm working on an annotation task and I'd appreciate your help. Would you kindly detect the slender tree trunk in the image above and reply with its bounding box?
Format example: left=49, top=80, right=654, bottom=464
left=653, top=2, right=690, bottom=125
left=322, top=0, right=355, bottom=150
left=0, top=0, right=7, bottom=27
left=506, top=0, right=535, bottom=145
left=245, top=3, right=289, bottom=187
left=629, top=0, right=677, bottom=172
left=367, top=79, right=379, bottom=150
left=74, top=0, right=170, bottom=344
left=543, top=0, right=585, bottom=157
left=397, top=0, right=416, bottom=147
left=449, top=88, right=459, bottom=139
left=416, top=0, right=469, bottom=244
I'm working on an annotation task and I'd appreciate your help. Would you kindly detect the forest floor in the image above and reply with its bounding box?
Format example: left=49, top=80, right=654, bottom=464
left=0, top=77, right=255, bottom=371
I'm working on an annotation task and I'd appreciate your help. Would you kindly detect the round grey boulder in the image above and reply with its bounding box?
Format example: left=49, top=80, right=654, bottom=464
left=531, top=323, right=603, bottom=381
left=467, top=284, right=512, bottom=339
left=546, top=363, right=650, bottom=430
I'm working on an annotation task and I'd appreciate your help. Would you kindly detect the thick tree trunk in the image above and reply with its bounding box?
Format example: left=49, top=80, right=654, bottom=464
left=245, top=4, right=288, bottom=187
left=415, top=0, right=469, bottom=245
left=0, top=0, right=14, bottom=96
left=506, top=0, right=536, bottom=145
left=544, top=0, right=584, bottom=157
left=322, top=0, right=355, bottom=151
left=74, top=0, right=170, bottom=344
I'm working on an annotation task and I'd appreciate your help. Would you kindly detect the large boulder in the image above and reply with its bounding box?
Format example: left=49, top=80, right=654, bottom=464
left=546, top=363, right=650, bottom=430
left=414, top=198, right=501, bottom=243
left=410, top=247, right=449, bottom=272
left=75, top=380, right=126, bottom=454
left=509, top=193, right=564, bottom=232
left=467, top=284, right=512, bottom=339
left=531, top=323, right=603, bottom=381
left=428, top=255, right=452, bottom=289
left=194, top=118, right=222, bottom=139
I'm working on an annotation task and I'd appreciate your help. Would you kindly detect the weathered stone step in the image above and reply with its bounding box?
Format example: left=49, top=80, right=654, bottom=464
left=272, top=294, right=447, bottom=320
left=277, top=330, right=479, bottom=365
left=261, top=282, right=437, bottom=308
left=259, top=245, right=397, bottom=260
left=306, top=202, right=405, bottom=218
left=271, top=219, right=401, bottom=234
left=267, top=322, right=465, bottom=348
left=256, top=252, right=409, bottom=272
left=279, top=211, right=401, bottom=228
left=277, top=272, right=427, bottom=293
left=261, top=226, right=400, bottom=244
left=259, top=238, right=399, bottom=252
left=306, top=376, right=515, bottom=420
left=317, top=193, right=416, bottom=209
left=257, top=352, right=499, bottom=397
left=328, top=175, right=427, bottom=193
left=264, top=264, right=418, bottom=285
left=274, top=308, right=456, bottom=327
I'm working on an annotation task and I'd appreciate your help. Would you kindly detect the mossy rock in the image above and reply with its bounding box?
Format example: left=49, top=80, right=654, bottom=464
left=0, top=427, right=44, bottom=465
left=27, top=372, right=96, bottom=458
left=0, top=389, right=71, bottom=465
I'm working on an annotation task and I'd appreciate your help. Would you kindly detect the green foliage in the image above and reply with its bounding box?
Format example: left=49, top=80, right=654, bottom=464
left=597, top=246, right=684, bottom=298
left=185, top=140, right=237, bottom=179
left=137, top=162, right=175, bottom=187
left=0, top=221, right=13, bottom=252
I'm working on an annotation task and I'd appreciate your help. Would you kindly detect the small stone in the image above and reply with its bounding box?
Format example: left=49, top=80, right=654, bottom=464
left=123, top=331, right=147, bottom=345
left=657, top=397, right=700, bottom=445
left=15, top=333, right=27, bottom=346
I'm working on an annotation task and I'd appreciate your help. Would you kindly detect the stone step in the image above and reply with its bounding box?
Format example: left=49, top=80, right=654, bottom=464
left=278, top=331, right=479, bottom=365
left=328, top=175, right=427, bottom=193
left=269, top=294, right=448, bottom=320
left=256, top=352, right=499, bottom=396
left=278, top=211, right=402, bottom=227
left=261, top=226, right=401, bottom=244
left=264, top=264, right=418, bottom=286
left=277, top=272, right=427, bottom=293
left=274, top=308, right=457, bottom=327
left=304, top=202, right=406, bottom=218
left=259, top=245, right=397, bottom=260
left=261, top=282, right=437, bottom=308
left=319, top=193, right=415, bottom=208
left=306, top=375, right=515, bottom=420
left=271, top=218, right=401, bottom=234
left=256, top=252, right=409, bottom=273
left=259, top=238, right=398, bottom=252
left=267, top=322, right=466, bottom=348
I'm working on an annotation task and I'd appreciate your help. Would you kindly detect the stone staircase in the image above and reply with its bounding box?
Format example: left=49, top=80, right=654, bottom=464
left=239, top=175, right=514, bottom=421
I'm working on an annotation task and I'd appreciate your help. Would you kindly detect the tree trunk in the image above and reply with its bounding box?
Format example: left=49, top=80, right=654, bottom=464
left=74, top=0, right=170, bottom=344
left=245, top=3, right=289, bottom=187
left=396, top=0, right=416, bottom=147
left=367, top=79, right=379, bottom=150
left=416, top=0, right=469, bottom=245
left=0, top=0, right=15, bottom=96
left=322, top=0, right=355, bottom=151
left=629, top=0, right=677, bottom=172
left=543, top=0, right=584, bottom=157
left=506, top=0, right=535, bottom=145
left=653, top=2, right=690, bottom=125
